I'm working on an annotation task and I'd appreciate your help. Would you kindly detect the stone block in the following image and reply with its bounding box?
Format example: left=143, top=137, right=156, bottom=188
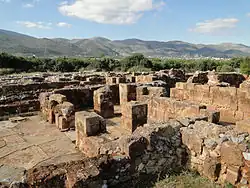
left=226, top=166, right=240, bottom=185
left=119, top=83, right=137, bottom=105
left=221, top=141, right=243, bottom=166
left=121, top=101, right=148, bottom=132
left=219, top=109, right=236, bottom=123
left=200, top=109, right=220, bottom=123
left=203, top=157, right=221, bottom=180
left=174, top=101, right=205, bottom=118
left=210, top=87, right=237, bottom=110
left=75, top=111, right=106, bottom=137
left=94, top=86, right=114, bottom=118
left=76, top=133, right=104, bottom=157
left=58, top=116, right=69, bottom=130
left=236, top=119, right=250, bottom=134
left=170, top=88, right=184, bottom=100
left=182, top=129, right=203, bottom=155
left=238, top=89, right=250, bottom=114
left=193, top=85, right=211, bottom=104
left=175, top=82, right=187, bottom=89
left=49, top=94, right=67, bottom=105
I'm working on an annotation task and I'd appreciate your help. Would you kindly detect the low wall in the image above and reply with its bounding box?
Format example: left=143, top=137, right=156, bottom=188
left=171, top=82, right=250, bottom=123
left=136, top=86, right=210, bottom=123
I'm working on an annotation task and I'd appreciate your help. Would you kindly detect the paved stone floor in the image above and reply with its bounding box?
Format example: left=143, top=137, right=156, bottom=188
left=0, top=107, right=129, bottom=184
left=0, top=115, right=84, bottom=184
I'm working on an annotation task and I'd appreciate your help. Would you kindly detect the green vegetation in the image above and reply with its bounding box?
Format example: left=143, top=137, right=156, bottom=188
left=154, top=172, right=221, bottom=188
left=0, top=52, right=250, bottom=74
left=240, top=57, right=250, bottom=75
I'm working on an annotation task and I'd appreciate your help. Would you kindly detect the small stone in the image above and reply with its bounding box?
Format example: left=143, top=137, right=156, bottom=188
left=231, top=136, right=244, bottom=144
left=243, top=152, right=250, bottom=161
left=204, top=139, right=217, bottom=149
left=138, top=163, right=145, bottom=171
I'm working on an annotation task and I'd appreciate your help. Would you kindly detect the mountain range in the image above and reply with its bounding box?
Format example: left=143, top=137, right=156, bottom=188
left=1, top=29, right=250, bottom=58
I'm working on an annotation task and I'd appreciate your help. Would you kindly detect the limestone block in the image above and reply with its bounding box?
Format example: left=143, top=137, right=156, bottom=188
left=237, top=89, right=250, bottom=113
left=49, top=94, right=67, bottom=105
left=170, top=88, right=184, bottom=100
left=203, top=157, right=221, bottom=180
left=175, top=82, right=187, bottom=90
left=226, top=165, right=240, bottom=185
left=58, top=116, right=69, bottom=130
left=55, top=102, right=74, bottom=117
left=121, top=101, right=148, bottom=133
left=219, top=109, right=236, bottom=123
left=75, top=111, right=106, bottom=137
left=236, top=119, right=250, bottom=134
left=119, top=83, right=137, bottom=105
left=182, top=129, right=203, bottom=155
left=193, top=85, right=211, bottom=104
left=200, top=109, right=220, bottom=123
left=210, top=87, right=237, bottom=110
left=221, top=141, right=243, bottom=166
left=76, top=134, right=104, bottom=157
left=94, top=86, right=114, bottom=118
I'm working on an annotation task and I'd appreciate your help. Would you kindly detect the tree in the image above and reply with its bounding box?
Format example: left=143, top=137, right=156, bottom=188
left=240, top=57, right=250, bottom=75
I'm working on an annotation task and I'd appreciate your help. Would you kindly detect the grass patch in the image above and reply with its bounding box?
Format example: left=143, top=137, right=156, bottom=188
left=154, top=171, right=222, bottom=188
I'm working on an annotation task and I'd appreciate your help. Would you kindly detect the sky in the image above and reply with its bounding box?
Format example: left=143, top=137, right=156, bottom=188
left=0, top=0, right=250, bottom=45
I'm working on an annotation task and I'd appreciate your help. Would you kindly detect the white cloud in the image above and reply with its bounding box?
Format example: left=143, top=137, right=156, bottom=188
left=57, top=22, right=72, bottom=28
left=23, top=3, right=34, bottom=8
left=247, top=13, right=250, bottom=17
left=0, top=0, right=11, bottom=3
left=58, top=0, right=165, bottom=25
left=190, top=18, right=239, bottom=34
left=17, top=21, right=52, bottom=29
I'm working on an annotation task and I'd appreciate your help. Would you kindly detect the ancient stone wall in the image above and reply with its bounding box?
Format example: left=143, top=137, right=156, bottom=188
left=171, top=82, right=250, bottom=123
left=181, top=120, right=250, bottom=186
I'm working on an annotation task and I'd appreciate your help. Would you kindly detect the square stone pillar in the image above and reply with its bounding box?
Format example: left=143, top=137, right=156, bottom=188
left=121, top=101, right=148, bottom=133
left=119, top=83, right=137, bottom=105
left=94, top=86, right=114, bottom=118
left=75, top=111, right=106, bottom=155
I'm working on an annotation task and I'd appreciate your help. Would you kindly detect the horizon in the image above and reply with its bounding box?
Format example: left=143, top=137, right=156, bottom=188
left=1, top=28, right=250, bottom=47
left=0, top=0, right=249, bottom=45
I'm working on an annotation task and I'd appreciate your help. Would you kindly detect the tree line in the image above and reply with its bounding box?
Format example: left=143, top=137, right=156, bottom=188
left=0, top=52, right=250, bottom=75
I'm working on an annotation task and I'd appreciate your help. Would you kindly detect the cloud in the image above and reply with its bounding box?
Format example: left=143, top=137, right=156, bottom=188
left=57, top=22, right=72, bottom=28
left=23, top=3, right=34, bottom=8
left=190, top=18, right=239, bottom=34
left=0, top=0, right=11, bottom=3
left=247, top=13, right=250, bottom=17
left=58, top=0, right=165, bottom=25
left=17, top=21, right=52, bottom=29
left=22, top=0, right=40, bottom=8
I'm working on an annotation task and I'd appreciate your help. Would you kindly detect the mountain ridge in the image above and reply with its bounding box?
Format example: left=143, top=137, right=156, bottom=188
left=0, top=29, right=250, bottom=58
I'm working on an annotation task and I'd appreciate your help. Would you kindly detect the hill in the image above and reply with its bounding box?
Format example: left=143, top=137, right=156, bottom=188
left=1, top=29, right=250, bottom=58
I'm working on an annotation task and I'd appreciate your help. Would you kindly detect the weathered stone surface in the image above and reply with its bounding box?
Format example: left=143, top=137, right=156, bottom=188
left=119, top=83, right=137, bottom=105
left=94, top=86, right=114, bottom=118
left=75, top=111, right=106, bottom=137
left=121, top=101, right=148, bottom=133
left=200, top=109, right=220, bottom=123
left=221, top=141, right=243, bottom=166
left=226, top=165, right=240, bottom=185
left=236, top=119, right=250, bottom=134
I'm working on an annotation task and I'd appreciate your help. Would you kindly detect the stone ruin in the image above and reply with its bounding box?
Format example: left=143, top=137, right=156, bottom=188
left=1, top=70, right=250, bottom=187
